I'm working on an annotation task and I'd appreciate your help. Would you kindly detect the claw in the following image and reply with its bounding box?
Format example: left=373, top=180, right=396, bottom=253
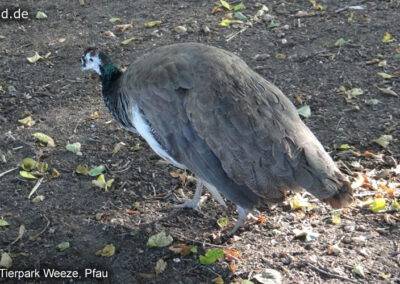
left=175, top=179, right=204, bottom=212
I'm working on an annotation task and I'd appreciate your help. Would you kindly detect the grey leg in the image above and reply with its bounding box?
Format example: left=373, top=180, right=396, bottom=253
left=227, top=205, right=249, bottom=236
left=175, top=178, right=204, bottom=212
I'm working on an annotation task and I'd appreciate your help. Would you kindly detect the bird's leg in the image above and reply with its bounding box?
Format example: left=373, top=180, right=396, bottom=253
left=227, top=206, right=250, bottom=236
left=174, top=179, right=204, bottom=212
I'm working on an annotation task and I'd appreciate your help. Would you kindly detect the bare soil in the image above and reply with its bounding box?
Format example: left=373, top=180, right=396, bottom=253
left=0, top=0, right=399, bottom=283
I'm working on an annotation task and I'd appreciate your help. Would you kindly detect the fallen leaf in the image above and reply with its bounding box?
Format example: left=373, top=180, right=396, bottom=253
left=169, top=244, right=193, bottom=256
left=309, top=0, right=327, bottom=10
left=103, top=31, right=116, bottom=38
left=18, top=116, right=35, bottom=127
left=295, top=11, right=316, bottom=17
left=92, top=174, right=114, bottom=191
left=121, top=37, right=136, bottom=45
left=88, top=165, right=105, bottom=177
left=76, top=165, right=89, bottom=175
left=112, top=142, right=126, bottom=155
left=0, top=220, right=9, bottom=227
left=217, top=217, right=229, bottom=228
left=293, top=228, right=319, bottom=242
left=297, top=105, right=311, bottom=118
left=390, top=200, right=400, bottom=210
left=32, top=195, right=45, bottom=203
left=199, top=248, right=224, bottom=265
left=155, top=259, right=167, bottom=275
left=352, top=265, right=365, bottom=278
left=32, top=133, right=55, bottom=147
left=57, top=242, right=70, bottom=251
left=218, top=19, right=243, bottom=26
left=20, top=158, right=37, bottom=171
left=381, top=273, right=391, bottom=279
left=36, top=162, right=48, bottom=173
left=234, top=12, right=247, bottom=20
left=36, top=11, right=47, bottom=19
left=275, top=53, right=286, bottom=59
left=370, top=198, right=386, bottom=213
left=147, top=231, right=173, bottom=247
left=133, top=143, right=143, bottom=151
left=144, top=21, right=162, bottom=27
left=382, top=32, right=395, bottom=43
left=257, top=215, right=265, bottom=224
left=377, top=72, right=394, bottom=79
left=96, top=244, right=115, bottom=257
left=109, top=17, right=121, bottom=23
left=116, top=24, right=133, bottom=31
left=211, top=6, right=224, bottom=14
left=66, top=142, right=81, bottom=153
left=233, top=3, right=245, bottom=11
left=327, top=244, right=343, bottom=255
left=0, top=253, right=12, bottom=269
left=331, top=210, right=341, bottom=224
left=254, top=269, right=282, bottom=284
left=373, top=135, right=392, bottom=148
left=335, top=38, right=349, bottom=47
left=220, top=0, right=232, bottom=10
left=51, top=169, right=60, bottom=178
left=289, top=193, right=310, bottom=210
left=20, top=171, right=38, bottom=179
left=377, top=87, right=398, bottom=97
left=27, top=52, right=43, bottom=63
left=213, top=276, right=224, bottom=284
left=378, top=60, right=387, bottom=67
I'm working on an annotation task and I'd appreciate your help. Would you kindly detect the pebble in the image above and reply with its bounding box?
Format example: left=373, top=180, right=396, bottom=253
left=174, top=25, right=187, bottom=33
left=253, top=53, right=270, bottom=61
left=281, top=38, right=287, bottom=44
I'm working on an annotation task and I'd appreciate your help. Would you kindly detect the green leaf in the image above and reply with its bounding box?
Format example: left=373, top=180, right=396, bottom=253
left=297, top=105, right=311, bottom=118
left=66, top=142, right=81, bottom=153
left=133, top=143, right=143, bottom=151
left=57, top=242, right=70, bottom=252
left=233, top=2, right=245, bottom=11
left=109, top=17, right=121, bottom=23
left=217, top=217, right=229, bottom=228
left=96, top=244, right=115, bottom=257
left=218, top=19, right=243, bottom=27
left=234, top=12, right=247, bottom=20
left=20, top=171, right=38, bottom=179
left=373, top=135, right=392, bottom=148
left=0, top=220, right=9, bottom=227
left=268, top=21, right=280, bottom=29
left=335, top=38, right=349, bottom=47
left=147, top=231, right=173, bottom=247
left=88, top=165, right=105, bottom=177
left=76, top=165, right=89, bottom=175
left=36, top=11, right=47, bottom=19
left=32, top=132, right=55, bottom=147
left=370, top=198, right=386, bottom=213
left=199, top=248, right=224, bottom=265
left=190, top=246, right=198, bottom=253
left=144, top=20, right=162, bottom=27
left=394, top=54, right=400, bottom=59
left=21, top=158, right=37, bottom=171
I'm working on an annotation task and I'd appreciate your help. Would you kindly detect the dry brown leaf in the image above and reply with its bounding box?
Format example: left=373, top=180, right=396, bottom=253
left=103, top=31, right=117, bottom=38
left=116, top=24, right=133, bottom=31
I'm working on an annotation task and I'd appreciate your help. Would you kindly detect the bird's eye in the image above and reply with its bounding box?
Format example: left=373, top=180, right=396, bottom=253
left=89, top=58, right=93, bottom=62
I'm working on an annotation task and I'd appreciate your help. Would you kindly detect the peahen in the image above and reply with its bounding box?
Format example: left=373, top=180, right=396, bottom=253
left=81, top=43, right=353, bottom=235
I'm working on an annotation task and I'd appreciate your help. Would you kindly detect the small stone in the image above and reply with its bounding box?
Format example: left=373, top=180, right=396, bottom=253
left=202, top=25, right=210, bottom=34
left=281, top=38, right=287, bottom=44
left=282, top=24, right=290, bottom=30
left=253, top=53, right=270, bottom=61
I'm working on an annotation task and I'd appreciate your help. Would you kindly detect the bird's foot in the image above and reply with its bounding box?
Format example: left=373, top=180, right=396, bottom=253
left=174, top=199, right=202, bottom=213
left=227, top=206, right=250, bottom=236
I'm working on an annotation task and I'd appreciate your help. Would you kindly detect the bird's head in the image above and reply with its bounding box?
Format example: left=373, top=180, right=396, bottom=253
left=81, top=47, right=102, bottom=75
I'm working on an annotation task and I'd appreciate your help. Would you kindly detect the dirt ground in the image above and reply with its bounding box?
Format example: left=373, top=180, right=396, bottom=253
left=1, top=0, right=400, bottom=283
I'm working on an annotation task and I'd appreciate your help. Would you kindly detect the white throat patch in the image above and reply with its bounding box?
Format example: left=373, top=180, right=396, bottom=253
left=81, top=53, right=102, bottom=75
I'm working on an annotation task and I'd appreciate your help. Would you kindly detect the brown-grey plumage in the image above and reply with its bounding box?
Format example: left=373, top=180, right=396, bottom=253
left=82, top=42, right=353, bottom=235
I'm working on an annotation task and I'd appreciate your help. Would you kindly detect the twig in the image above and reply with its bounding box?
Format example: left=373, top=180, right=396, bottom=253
left=303, top=260, right=358, bottom=283
left=30, top=215, right=50, bottom=240
left=174, top=233, right=227, bottom=249
left=225, top=26, right=248, bottom=42
left=27, top=177, right=44, bottom=199
left=0, top=167, right=18, bottom=178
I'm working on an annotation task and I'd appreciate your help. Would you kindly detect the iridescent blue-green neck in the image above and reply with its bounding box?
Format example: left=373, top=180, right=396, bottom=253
left=98, top=52, right=122, bottom=112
